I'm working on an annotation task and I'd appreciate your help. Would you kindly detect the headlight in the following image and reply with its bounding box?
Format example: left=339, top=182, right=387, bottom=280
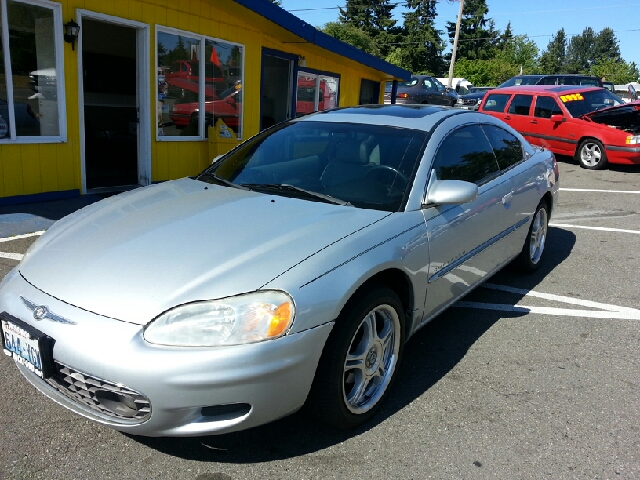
left=626, top=135, right=640, bottom=145
left=456, top=98, right=464, bottom=104
left=144, top=291, right=295, bottom=347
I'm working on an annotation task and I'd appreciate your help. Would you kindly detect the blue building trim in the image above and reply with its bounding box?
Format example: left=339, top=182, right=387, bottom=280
left=0, top=189, right=80, bottom=207
left=231, top=0, right=411, bottom=80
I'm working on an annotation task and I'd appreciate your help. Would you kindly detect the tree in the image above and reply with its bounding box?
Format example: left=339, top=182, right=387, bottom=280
left=391, top=0, right=444, bottom=75
left=495, top=35, right=539, bottom=73
left=565, top=27, right=596, bottom=73
left=590, top=58, right=639, bottom=84
left=453, top=58, right=522, bottom=86
left=322, top=22, right=380, bottom=57
left=339, top=0, right=398, bottom=57
left=539, top=29, right=567, bottom=73
left=445, top=0, right=499, bottom=61
left=593, top=28, right=621, bottom=63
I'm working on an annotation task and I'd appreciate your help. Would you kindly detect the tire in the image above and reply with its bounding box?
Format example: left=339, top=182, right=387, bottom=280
left=307, top=286, right=404, bottom=430
left=575, top=138, right=607, bottom=169
left=517, top=200, right=549, bottom=272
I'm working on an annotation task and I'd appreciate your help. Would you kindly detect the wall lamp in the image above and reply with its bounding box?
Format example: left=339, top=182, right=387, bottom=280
left=63, top=20, right=80, bottom=50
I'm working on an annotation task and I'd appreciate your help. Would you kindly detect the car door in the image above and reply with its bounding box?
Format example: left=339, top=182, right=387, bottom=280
left=505, top=94, right=534, bottom=138
left=422, top=124, right=516, bottom=320
left=528, top=94, right=581, bottom=155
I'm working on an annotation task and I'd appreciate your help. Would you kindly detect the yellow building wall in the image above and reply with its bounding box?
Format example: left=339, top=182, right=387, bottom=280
left=0, top=0, right=391, bottom=200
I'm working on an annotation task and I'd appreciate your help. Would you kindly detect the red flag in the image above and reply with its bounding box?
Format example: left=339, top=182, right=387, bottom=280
left=210, top=48, right=221, bottom=67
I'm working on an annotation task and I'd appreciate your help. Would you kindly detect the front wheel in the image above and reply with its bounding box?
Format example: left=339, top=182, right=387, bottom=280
left=576, top=138, right=607, bottom=169
left=517, top=200, right=549, bottom=272
left=307, top=287, right=404, bottom=430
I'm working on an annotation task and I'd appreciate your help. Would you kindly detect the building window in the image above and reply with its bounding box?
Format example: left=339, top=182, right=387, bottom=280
left=295, top=69, right=339, bottom=117
left=157, top=27, right=244, bottom=140
left=359, top=79, right=380, bottom=105
left=0, top=0, right=65, bottom=142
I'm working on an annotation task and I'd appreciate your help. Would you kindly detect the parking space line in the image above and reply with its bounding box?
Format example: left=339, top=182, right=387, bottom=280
left=453, top=283, right=640, bottom=320
left=549, top=223, right=640, bottom=234
left=559, top=188, right=640, bottom=194
left=0, top=231, right=45, bottom=242
left=0, top=252, right=23, bottom=261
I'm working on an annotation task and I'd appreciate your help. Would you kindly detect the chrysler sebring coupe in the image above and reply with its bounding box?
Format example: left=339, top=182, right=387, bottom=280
left=0, top=105, right=559, bottom=437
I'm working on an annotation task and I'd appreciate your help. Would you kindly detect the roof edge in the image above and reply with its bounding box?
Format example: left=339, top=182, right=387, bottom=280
left=230, top=0, right=411, bottom=80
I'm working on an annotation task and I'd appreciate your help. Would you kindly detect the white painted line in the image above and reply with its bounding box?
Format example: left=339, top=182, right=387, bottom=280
left=0, top=252, right=23, bottom=261
left=483, top=283, right=640, bottom=314
left=559, top=188, right=640, bottom=194
left=453, top=302, right=640, bottom=320
left=453, top=283, right=640, bottom=320
left=0, top=231, right=45, bottom=242
left=549, top=223, right=640, bottom=235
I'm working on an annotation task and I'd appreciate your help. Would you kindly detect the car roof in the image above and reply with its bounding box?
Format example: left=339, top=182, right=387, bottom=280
left=487, top=85, right=603, bottom=94
left=296, top=104, right=478, bottom=131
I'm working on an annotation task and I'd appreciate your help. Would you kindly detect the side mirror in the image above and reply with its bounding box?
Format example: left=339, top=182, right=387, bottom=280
left=424, top=177, right=478, bottom=206
left=550, top=114, right=565, bottom=123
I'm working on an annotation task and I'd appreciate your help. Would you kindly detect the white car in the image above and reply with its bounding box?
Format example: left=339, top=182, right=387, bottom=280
left=1, top=105, right=559, bottom=436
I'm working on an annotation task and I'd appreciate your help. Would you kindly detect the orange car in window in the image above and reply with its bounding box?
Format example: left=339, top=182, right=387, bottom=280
left=479, top=85, right=640, bottom=169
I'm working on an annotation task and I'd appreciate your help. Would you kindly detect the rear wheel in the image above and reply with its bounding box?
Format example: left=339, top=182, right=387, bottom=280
left=576, top=138, right=607, bottom=169
left=307, top=287, right=404, bottom=430
left=517, top=200, right=549, bottom=272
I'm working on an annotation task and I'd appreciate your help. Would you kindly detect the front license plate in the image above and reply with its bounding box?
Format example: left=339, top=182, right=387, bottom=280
left=1, top=313, right=53, bottom=378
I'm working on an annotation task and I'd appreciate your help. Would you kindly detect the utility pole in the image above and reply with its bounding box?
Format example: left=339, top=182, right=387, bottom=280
left=447, top=0, right=465, bottom=88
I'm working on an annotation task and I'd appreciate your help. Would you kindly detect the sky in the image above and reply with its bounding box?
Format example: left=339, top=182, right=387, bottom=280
left=278, top=0, right=640, bottom=73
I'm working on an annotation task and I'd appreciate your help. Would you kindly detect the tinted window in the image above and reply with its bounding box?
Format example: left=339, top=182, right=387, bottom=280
left=423, top=78, right=436, bottom=91
left=482, top=125, right=523, bottom=170
left=538, top=76, right=559, bottom=85
left=508, top=94, right=533, bottom=115
left=433, top=125, right=500, bottom=185
left=534, top=96, right=562, bottom=118
left=483, top=93, right=510, bottom=112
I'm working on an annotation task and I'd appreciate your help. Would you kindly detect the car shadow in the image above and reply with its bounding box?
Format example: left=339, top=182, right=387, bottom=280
left=553, top=154, right=640, bottom=174
left=130, top=226, right=577, bottom=463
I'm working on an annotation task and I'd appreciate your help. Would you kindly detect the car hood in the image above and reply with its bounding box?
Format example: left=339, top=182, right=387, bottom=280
left=19, top=178, right=387, bottom=325
left=582, top=103, right=640, bottom=133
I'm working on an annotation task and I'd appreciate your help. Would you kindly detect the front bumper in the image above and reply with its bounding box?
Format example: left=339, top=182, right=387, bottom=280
left=0, top=270, right=332, bottom=436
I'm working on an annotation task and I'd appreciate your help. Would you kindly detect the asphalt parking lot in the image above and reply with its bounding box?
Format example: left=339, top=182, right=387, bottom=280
left=1, top=158, right=638, bottom=480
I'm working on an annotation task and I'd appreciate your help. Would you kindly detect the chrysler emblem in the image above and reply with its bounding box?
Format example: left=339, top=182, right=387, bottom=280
left=20, top=296, right=76, bottom=325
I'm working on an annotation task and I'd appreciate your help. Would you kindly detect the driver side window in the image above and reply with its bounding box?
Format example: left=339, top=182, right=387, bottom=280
left=433, top=125, right=500, bottom=185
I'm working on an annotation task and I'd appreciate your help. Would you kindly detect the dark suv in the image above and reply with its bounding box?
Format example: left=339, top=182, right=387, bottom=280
left=498, top=74, right=603, bottom=88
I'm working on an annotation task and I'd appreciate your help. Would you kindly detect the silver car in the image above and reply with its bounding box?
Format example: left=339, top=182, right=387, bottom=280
left=0, top=105, right=559, bottom=437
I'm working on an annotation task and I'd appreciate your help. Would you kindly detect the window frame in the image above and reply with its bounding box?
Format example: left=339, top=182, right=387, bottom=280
left=295, top=66, right=340, bottom=116
left=155, top=25, right=245, bottom=141
left=0, top=0, right=67, bottom=143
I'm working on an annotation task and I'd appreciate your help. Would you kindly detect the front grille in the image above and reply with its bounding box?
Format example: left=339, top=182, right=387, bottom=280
left=45, top=362, right=151, bottom=423
left=462, top=98, right=478, bottom=106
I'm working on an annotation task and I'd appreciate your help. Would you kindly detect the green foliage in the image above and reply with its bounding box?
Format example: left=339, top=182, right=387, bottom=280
left=539, top=29, right=567, bottom=74
left=396, top=0, right=445, bottom=75
left=339, top=0, right=397, bottom=57
left=322, top=22, right=380, bottom=57
left=453, top=58, right=525, bottom=86
left=589, top=58, right=639, bottom=84
left=495, top=35, right=539, bottom=72
left=445, top=0, right=499, bottom=61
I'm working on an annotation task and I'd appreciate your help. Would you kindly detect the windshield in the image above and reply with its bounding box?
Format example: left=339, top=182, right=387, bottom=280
left=561, top=89, right=625, bottom=117
left=399, top=78, right=419, bottom=87
left=198, top=121, right=428, bottom=212
left=498, top=76, right=541, bottom=88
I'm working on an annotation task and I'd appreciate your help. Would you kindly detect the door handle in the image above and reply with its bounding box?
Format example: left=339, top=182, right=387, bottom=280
left=530, top=119, right=538, bottom=124
left=504, top=115, right=511, bottom=120
left=501, top=192, right=513, bottom=205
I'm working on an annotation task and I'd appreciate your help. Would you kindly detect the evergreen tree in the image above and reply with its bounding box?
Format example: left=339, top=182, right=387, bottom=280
left=392, top=0, right=444, bottom=75
left=593, top=28, right=621, bottom=62
left=322, top=22, right=380, bottom=57
left=339, top=0, right=397, bottom=57
left=539, top=29, right=567, bottom=73
left=445, top=0, right=498, bottom=61
left=566, top=27, right=596, bottom=73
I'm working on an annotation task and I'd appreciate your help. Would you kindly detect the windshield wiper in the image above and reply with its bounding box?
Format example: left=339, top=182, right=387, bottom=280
left=198, top=172, right=248, bottom=190
left=241, top=183, right=352, bottom=206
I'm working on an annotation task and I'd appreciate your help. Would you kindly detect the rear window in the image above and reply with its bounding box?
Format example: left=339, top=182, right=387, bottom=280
left=482, top=93, right=510, bottom=112
left=507, top=94, right=533, bottom=115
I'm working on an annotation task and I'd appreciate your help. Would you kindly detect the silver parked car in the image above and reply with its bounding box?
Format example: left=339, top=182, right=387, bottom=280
left=0, top=105, right=559, bottom=437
